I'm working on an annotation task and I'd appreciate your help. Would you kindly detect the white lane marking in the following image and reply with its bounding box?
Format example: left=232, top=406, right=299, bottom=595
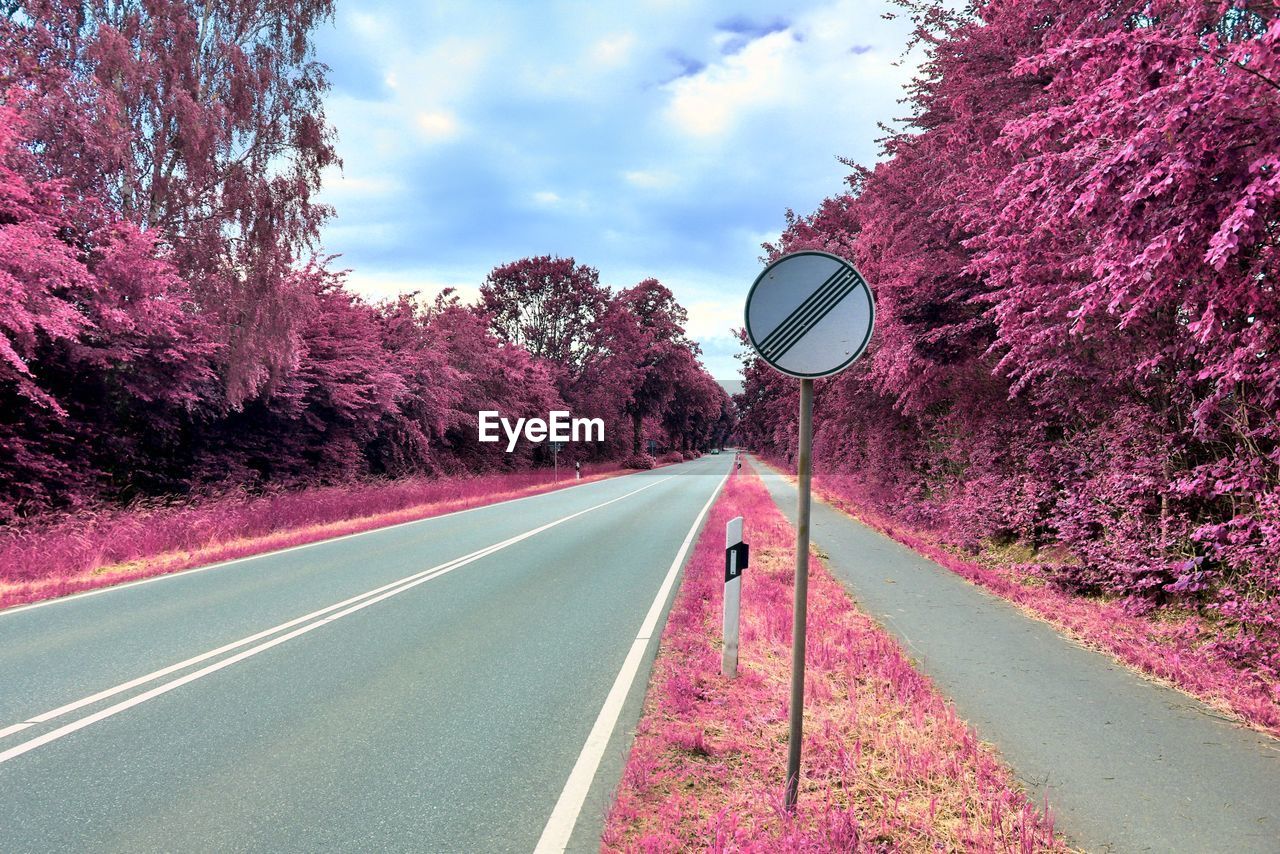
left=0, top=535, right=519, bottom=743
left=0, top=464, right=688, bottom=619
left=0, top=476, right=677, bottom=763
left=534, top=466, right=731, bottom=853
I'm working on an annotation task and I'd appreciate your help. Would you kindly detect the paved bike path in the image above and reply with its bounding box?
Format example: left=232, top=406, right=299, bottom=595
left=757, top=463, right=1279, bottom=853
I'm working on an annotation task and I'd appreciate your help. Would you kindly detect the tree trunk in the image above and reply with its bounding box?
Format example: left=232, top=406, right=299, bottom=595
left=632, top=411, right=642, bottom=456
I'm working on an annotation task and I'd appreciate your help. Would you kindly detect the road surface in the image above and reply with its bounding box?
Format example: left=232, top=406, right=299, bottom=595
left=0, top=455, right=731, bottom=853
left=757, top=460, right=1280, bottom=853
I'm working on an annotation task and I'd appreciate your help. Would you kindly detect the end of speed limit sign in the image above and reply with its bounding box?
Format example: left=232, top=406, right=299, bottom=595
left=744, top=251, right=874, bottom=378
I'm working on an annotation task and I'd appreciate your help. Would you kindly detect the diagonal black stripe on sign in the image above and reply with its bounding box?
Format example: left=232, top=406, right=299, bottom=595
left=761, top=277, right=856, bottom=359
left=760, top=275, right=853, bottom=359
left=768, top=277, right=861, bottom=362
left=756, top=268, right=850, bottom=354
left=756, top=268, right=852, bottom=354
left=762, top=274, right=858, bottom=359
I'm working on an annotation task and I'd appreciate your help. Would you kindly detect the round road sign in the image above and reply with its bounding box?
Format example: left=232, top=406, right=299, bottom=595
left=744, top=251, right=874, bottom=379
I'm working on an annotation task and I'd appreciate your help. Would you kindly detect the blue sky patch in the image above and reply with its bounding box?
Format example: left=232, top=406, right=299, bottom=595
left=312, top=1, right=917, bottom=379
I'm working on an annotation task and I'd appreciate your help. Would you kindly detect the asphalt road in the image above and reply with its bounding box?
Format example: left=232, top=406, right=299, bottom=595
left=0, top=455, right=732, bottom=853
left=757, top=461, right=1280, bottom=853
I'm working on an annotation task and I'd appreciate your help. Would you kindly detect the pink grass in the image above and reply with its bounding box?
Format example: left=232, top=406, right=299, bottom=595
left=0, top=463, right=628, bottom=611
left=757, top=459, right=1280, bottom=740
left=603, top=461, right=1063, bottom=852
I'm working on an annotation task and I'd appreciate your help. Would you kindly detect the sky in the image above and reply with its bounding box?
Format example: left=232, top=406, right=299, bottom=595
left=311, top=1, right=919, bottom=380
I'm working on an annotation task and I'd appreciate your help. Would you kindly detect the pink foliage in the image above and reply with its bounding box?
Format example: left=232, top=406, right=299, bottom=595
left=0, top=121, right=729, bottom=529
left=1, top=0, right=341, bottom=402
left=604, top=463, right=1062, bottom=852
left=740, top=0, right=1280, bottom=679
left=0, top=462, right=627, bottom=610
left=0, top=10, right=735, bottom=535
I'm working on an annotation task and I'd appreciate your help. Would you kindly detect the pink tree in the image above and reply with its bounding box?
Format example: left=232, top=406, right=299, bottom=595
left=0, top=106, right=214, bottom=515
left=740, top=0, right=1280, bottom=671
left=1, top=0, right=339, bottom=402
left=480, top=255, right=609, bottom=370
left=615, top=278, right=698, bottom=456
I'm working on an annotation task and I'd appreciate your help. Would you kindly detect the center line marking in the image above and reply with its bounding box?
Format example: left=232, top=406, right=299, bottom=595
left=0, top=474, right=676, bottom=765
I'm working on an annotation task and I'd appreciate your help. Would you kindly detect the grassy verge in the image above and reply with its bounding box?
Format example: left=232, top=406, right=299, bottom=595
left=0, top=462, right=633, bottom=611
left=603, top=461, right=1063, bottom=852
left=757, top=458, right=1280, bottom=739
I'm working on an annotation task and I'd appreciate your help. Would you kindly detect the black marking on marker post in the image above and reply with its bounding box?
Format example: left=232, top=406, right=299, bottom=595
left=725, top=542, right=749, bottom=583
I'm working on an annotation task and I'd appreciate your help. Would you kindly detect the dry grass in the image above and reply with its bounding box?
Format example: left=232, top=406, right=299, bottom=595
left=604, top=462, right=1065, bottom=852
left=0, top=465, right=627, bottom=610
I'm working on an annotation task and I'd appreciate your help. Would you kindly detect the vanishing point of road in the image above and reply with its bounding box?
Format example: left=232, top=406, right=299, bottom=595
left=0, top=455, right=733, bottom=852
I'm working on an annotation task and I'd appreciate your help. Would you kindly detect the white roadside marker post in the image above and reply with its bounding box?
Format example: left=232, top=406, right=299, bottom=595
left=722, top=516, right=748, bottom=678
left=744, top=250, right=875, bottom=809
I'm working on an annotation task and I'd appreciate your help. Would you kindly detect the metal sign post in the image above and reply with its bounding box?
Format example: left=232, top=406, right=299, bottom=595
left=551, top=441, right=563, bottom=481
left=744, top=251, right=875, bottom=809
left=786, top=378, right=813, bottom=808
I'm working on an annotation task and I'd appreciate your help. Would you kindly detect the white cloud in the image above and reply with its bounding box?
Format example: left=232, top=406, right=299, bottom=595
left=347, top=11, right=388, bottom=40
left=623, top=169, right=676, bottom=189
left=342, top=268, right=483, bottom=305
left=317, top=170, right=401, bottom=202
left=590, top=33, right=635, bottom=67
left=314, top=0, right=919, bottom=380
left=685, top=299, right=744, bottom=340
left=664, top=30, right=795, bottom=138
left=420, top=36, right=494, bottom=98
left=416, top=110, right=461, bottom=141
left=322, top=218, right=399, bottom=242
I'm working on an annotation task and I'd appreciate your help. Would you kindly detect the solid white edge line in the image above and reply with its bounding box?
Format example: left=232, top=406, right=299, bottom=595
left=0, top=462, right=696, bottom=620
left=533, top=465, right=731, bottom=853
left=0, top=475, right=676, bottom=762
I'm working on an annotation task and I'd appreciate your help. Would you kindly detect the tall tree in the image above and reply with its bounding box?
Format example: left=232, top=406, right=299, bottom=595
left=0, top=105, right=215, bottom=515
left=0, top=0, right=339, bottom=402
left=479, top=255, right=609, bottom=369
left=616, top=278, right=696, bottom=456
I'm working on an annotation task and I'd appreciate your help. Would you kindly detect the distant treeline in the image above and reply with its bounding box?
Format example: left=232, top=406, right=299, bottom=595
left=0, top=3, right=730, bottom=520
left=736, top=1, right=1280, bottom=672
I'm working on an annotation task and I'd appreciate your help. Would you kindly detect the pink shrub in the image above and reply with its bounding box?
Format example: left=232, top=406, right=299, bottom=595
left=622, top=454, right=657, bottom=471
left=0, top=464, right=624, bottom=610
left=768, top=459, right=1280, bottom=739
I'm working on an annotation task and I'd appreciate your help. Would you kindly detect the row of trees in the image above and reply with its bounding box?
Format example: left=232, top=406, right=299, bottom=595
left=0, top=3, right=730, bottom=521
left=737, top=0, right=1279, bottom=672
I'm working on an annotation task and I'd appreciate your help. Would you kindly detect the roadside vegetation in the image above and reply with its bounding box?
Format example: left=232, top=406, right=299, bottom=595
left=0, top=460, right=649, bottom=610
left=0, top=4, right=730, bottom=591
left=604, top=462, right=1063, bottom=852
left=809, top=467, right=1280, bottom=738
left=736, top=0, right=1280, bottom=720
